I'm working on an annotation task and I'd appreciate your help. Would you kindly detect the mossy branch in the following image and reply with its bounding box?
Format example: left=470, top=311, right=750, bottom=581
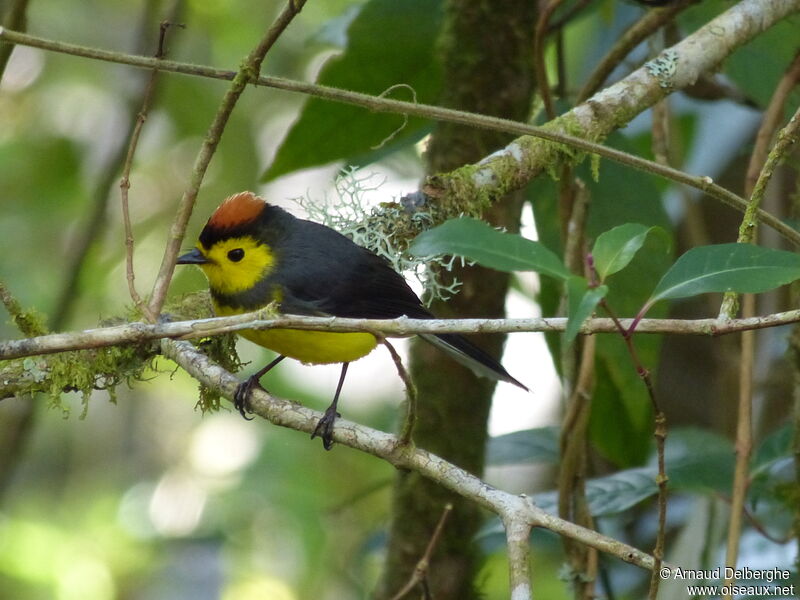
left=160, top=337, right=663, bottom=575
left=8, top=307, right=800, bottom=362
left=1, top=0, right=799, bottom=245
left=146, top=0, right=308, bottom=319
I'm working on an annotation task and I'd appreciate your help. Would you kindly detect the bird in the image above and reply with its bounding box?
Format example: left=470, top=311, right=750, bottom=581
left=177, top=191, right=527, bottom=449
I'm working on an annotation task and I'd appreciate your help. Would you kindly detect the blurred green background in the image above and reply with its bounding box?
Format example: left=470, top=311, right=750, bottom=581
left=1, top=0, right=798, bottom=598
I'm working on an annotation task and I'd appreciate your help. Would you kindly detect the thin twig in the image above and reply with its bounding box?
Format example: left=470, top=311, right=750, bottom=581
left=11, top=310, right=800, bottom=361
left=649, top=23, right=672, bottom=171
left=548, top=0, right=593, bottom=32
left=648, top=409, right=668, bottom=600
left=533, top=0, right=565, bottom=120
left=558, top=335, right=598, bottom=600
left=738, top=108, right=800, bottom=243
left=596, top=294, right=668, bottom=600
left=559, top=177, right=589, bottom=404
left=120, top=20, right=184, bottom=322
left=389, top=503, right=453, bottom=600
left=162, top=337, right=663, bottom=573
left=145, top=0, right=307, bottom=318
left=382, top=339, right=418, bottom=446
left=2, top=0, right=799, bottom=246
left=722, top=295, right=755, bottom=600
left=50, top=0, right=174, bottom=328
left=744, top=50, right=800, bottom=196
left=0, top=280, right=46, bottom=337
left=720, top=105, right=800, bottom=319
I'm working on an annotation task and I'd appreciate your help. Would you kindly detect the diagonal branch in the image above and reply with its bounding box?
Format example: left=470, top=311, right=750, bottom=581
left=423, top=0, right=800, bottom=243
left=2, top=0, right=799, bottom=245
left=160, top=337, right=661, bottom=576
left=145, top=0, right=307, bottom=319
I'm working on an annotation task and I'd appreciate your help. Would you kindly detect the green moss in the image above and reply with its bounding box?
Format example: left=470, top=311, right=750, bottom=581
left=11, top=307, right=48, bottom=338
left=4, top=290, right=243, bottom=416
left=165, top=290, right=243, bottom=412
left=1, top=281, right=48, bottom=337
left=194, top=333, right=242, bottom=413
left=164, top=290, right=215, bottom=321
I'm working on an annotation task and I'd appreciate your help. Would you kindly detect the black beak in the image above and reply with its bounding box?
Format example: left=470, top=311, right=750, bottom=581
left=176, top=247, right=210, bottom=265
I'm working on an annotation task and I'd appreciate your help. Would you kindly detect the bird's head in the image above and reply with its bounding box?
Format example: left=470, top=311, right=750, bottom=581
left=177, top=191, right=276, bottom=295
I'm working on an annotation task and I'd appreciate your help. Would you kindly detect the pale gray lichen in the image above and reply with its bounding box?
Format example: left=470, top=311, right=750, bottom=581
left=645, top=49, right=679, bottom=90
left=291, top=167, right=462, bottom=304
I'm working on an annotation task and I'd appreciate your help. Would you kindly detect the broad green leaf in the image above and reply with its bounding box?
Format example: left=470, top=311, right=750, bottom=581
left=408, top=217, right=571, bottom=280
left=262, top=0, right=443, bottom=181
left=532, top=468, right=658, bottom=517
left=486, top=427, right=559, bottom=465
left=663, top=428, right=734, bottom=493
left=751, top=424, right=792, bottom=477
left=565, top=277, right=608, bottom=343
left=583, top=141, right=672, bottom=467
left=649, top=244, right=800, bottom=305
left=592, top=223, right=668, bottom=281
left=531, top=133, right=674, bottom=467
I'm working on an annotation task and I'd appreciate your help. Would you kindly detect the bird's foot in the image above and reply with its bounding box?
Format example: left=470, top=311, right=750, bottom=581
left=233, top=376, right=264, bottom=421
left=311, top=405, right=341, bottom=451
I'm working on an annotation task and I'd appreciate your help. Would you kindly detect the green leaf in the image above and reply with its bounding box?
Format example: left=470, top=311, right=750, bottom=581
left=751, top=424, right=792, bottom=477
left=565, top=277, right=608, bottom=343
left=486, top=427, right=559, bottom=465
left=648, top=244, right=800, bottom=305
left=531, top=133, right=674, bottom=467
left=664, top=428, right=735, bottom=493
left=408, top=217, right=571, bottom=280
left=262, top=0, right=443, bottom=181
left=592, top=223, right=668, bottom=281
left=533, top=468, right=658, bottom=517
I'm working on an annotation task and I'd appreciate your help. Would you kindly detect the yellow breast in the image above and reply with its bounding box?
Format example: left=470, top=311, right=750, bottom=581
left=214, top=302, right=377, bottom=364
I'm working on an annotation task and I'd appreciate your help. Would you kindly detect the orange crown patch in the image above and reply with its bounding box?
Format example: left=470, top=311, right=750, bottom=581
left=207, top=191, right=266, bottom=229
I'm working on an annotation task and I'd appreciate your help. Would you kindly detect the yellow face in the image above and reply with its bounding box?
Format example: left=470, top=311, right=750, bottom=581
left=197, top=236, right=275, bottom=295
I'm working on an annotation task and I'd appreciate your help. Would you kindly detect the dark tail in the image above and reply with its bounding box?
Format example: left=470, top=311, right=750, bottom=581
left=420, top=333, right=529, bottom=392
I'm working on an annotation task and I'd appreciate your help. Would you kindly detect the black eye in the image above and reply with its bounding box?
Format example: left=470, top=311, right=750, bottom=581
left=227, top=248, right=245, bottom=262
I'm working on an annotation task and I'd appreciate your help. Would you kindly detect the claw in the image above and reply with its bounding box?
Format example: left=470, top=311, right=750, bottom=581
left=233, top=376, right=262, bottom=421
left=232, top=355, right=286, bottom=421
left=310, top=362, right=349, bottom=450
left=311, top=406, right=341, bottom=450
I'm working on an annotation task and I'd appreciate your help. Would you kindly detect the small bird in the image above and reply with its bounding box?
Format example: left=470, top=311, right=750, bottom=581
left=177, top=192, right=527, bottom=449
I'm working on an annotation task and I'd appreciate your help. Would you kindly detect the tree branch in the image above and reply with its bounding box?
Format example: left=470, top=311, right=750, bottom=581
left=159, top=337, right=661, bottom=575
left=2, top=0, right=799, bottom=246
left=7, top=309, right=800, bottom=361
left=0, top=310, right=800, bottom=360
left=145, top=0, right=307, bottom=319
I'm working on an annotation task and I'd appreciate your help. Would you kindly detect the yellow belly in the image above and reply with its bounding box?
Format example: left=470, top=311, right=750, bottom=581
left=215, top=302, right=377, bottom=364
left=240, top=327, right=377, bottom=364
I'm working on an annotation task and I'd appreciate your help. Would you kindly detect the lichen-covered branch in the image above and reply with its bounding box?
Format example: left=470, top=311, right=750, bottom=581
left=2, top=0, right=799, bottom=246
left=160, top=338, right=660, bottom=573
left=6, top=308, right=800, bottom=361
left=423, top=0, right=800, bottom=235
left=146, top=0, right=307, bottom=318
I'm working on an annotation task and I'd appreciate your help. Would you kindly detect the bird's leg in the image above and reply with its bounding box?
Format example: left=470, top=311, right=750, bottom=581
left=312, top=362, right=349, bottom=450
left=233, top=354, right=286, bottom=420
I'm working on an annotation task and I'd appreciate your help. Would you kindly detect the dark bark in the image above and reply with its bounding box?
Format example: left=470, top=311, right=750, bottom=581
left=377, top=1, right=537, bottom=598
